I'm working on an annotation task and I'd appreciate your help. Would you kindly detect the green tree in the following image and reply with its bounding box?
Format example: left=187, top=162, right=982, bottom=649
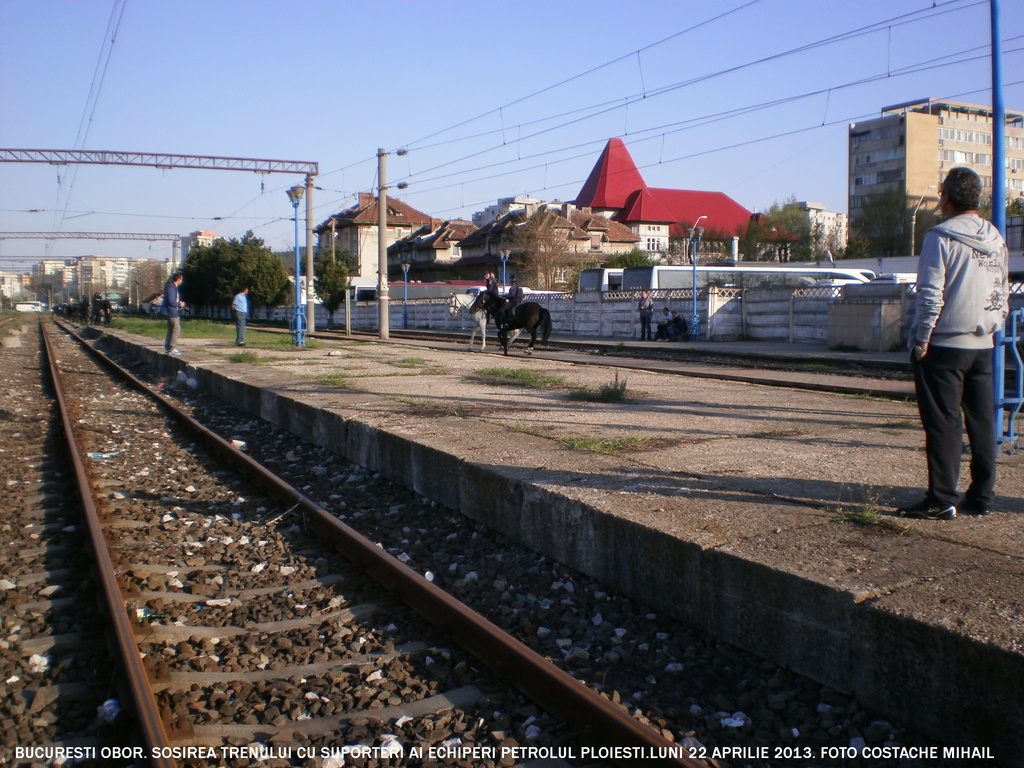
left=761, top=196, right=812, bottom=261
left=314, top=249, right=351, bottom=327
left=980, top=194, right=1024, bottom=220
left=853, top=188, right=908, bottom=257
left=603, top=248, right=655, bottom=268
left=181, top=232, right=288, bottom=314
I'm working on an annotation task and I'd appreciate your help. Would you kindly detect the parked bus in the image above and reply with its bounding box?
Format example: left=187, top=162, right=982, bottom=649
left=618, top=265, right=875, bottom=292
left=14, top=301, right=45, bottom=312
left=578, top=268, right=625, bottom=292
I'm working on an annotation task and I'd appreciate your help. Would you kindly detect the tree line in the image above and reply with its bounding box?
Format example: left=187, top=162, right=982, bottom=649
left=178, top=231, right=353, bottom=325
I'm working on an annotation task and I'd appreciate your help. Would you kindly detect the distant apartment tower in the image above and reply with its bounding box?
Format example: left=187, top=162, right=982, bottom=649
left=849, top=99, right=1024, bottom=233
left=180, top=231, right=217, bottom=265
left=797, top=202, right=848, bottom=254
left=472, top=196, right=542, bottom=228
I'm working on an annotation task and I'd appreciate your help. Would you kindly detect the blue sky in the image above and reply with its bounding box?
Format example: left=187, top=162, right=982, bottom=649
left=1, top=0, right=1021, bottom=267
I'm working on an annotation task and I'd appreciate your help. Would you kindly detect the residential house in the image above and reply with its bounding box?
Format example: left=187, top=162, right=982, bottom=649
left=454, top=202, right=639, bottom=288
left=314, top=192, right=433, bottom=280
left=387, top=219, right=477, bottom=281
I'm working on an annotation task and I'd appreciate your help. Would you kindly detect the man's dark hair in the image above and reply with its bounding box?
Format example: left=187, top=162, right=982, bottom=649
left=170, top=272, right=183, bottom=282
left=941, top=167, right=982, bottom=212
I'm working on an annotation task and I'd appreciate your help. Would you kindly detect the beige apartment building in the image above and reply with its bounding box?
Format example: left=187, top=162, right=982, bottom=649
left=849, top=99, right=1024, bottom=251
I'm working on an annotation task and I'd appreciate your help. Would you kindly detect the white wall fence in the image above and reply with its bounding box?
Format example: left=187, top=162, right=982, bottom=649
left=209, top=283, right=1024, bottom=350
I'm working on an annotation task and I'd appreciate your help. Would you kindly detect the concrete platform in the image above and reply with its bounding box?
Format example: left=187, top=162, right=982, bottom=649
left=97, top=328, right=1024, bottom=763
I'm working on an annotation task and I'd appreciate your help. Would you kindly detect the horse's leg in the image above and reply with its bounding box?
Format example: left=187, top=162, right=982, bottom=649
left=525, top=325, right=537, bottom=354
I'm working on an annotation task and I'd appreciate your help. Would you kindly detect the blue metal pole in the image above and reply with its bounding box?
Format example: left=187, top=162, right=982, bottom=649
left=402, top=265, right=409, bottom=329
left=992, top=0, right=1007, bottom=440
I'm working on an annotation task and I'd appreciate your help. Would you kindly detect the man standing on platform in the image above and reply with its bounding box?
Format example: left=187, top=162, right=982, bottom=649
left=161, top=272, right=185, bottom=355
left=902, top=167, right=1009, bottom=521
left=232, top=286, right=249, bottom=347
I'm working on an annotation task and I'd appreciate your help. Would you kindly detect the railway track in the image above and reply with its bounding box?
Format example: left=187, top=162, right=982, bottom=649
left=3, top=321, right=698, bottom=768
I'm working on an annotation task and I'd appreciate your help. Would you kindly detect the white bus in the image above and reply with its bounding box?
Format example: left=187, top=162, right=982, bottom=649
left=14, top=301, right=45, bottom=312
left=619, top=265, right=875, bottom=292
left=578, top=268, right=625, bottom=292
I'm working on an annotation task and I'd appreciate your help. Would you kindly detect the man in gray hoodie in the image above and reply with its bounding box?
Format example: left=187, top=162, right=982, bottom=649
left=903, top=167, right=1009, bottom=520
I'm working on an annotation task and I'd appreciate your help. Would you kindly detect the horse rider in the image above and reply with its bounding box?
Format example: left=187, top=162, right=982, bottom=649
left=483, top=272, right=500, bottom=297
left=497, top=275, right=524, bottom=327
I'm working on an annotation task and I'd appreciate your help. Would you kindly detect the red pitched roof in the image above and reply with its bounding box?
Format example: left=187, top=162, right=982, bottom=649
left=576, top=138, right=754, bottom=238
left=574, top=138, right=647, bottom=209
left=643, top=189, right=753, bottom=238
left=616, top=188, right=676, bottom=224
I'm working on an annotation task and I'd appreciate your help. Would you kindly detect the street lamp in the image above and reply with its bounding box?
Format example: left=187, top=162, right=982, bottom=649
left=689, top=216, right=707, bottom=341
left=500, top=249, right=510, bottom=288
left=909, top=185, right=937, bottom=257
left=401, top=261, right=411, bottom=329
left=287, top=184, right=306, bottom=346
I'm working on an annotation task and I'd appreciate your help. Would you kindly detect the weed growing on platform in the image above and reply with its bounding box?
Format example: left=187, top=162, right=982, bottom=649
left=568, top=371, right=629, bottom=403
left=315, top=373, right=350, bottom=389
left=743, top=426, right=808, bottom=438
left=229, top=351, right=258, bottom=364
left=834, top=505, right=885, bottom=526
left=389, top=356, right=427, bottom=367
left=832, top=488, right=907, bottom=529
left=471, top=367, right=565, bottom=389
left=559, top=434, right=648, bottom=455
left=391, top=395, right=474, bottom=417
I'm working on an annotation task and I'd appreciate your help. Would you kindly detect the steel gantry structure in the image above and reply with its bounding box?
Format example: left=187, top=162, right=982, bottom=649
left=0, top=231, right=184, bottom=307
left=2, top=148, right=320, bottom=331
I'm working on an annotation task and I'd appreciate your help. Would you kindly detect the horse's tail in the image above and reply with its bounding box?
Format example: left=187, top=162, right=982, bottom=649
left=541, top=309, right=552, bottom=343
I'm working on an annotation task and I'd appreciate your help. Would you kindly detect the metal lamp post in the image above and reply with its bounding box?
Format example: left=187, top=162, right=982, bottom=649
left=500, top=249, right=510, bottom=288
left=688, top=216, right=707, bottom=341
left=909, top=185, right=936, bottom=257
left=287, top=184, right=306, bottom=346
left=402, top=261, right=411, bottom=329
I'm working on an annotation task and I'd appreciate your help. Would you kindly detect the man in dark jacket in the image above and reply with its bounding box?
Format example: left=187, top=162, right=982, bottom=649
left=498, top=275, right=524, bottom=327
left=162, top=272, right=185, bottom=355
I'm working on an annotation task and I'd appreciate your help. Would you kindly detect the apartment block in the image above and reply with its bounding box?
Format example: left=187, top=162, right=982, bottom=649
left=849, top=98, right=1024, bottom=229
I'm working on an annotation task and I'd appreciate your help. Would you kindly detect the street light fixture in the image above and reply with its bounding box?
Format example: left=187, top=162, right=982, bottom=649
left=402, top=261, right=411, bottom=329
left=909, top=185, right=937, bottom=257
left=689, top=216, right=707, bottom=341
left=500, top=249, right=510, bottom=289
left=286, top=184, right=306, bottom=347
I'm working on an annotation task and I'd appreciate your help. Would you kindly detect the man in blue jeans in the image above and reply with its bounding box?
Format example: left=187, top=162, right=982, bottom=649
left=232, top=286, right=249, bottom=346
left=902, top=167, right=1009, bottom=520
left=161, top=272, right=185, bottom=355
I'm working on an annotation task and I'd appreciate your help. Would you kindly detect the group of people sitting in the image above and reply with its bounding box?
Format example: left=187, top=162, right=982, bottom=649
left=654, top=307, right=687, bottom=341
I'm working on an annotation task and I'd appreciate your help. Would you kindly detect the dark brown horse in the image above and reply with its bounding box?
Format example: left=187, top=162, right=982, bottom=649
left=470, top=292, right=551, bottom=355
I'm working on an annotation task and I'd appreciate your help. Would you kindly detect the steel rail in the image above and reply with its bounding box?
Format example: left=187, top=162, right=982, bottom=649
left=63, top=324, right=704, bottom=766
left=39, top=322, right=177, bottom=768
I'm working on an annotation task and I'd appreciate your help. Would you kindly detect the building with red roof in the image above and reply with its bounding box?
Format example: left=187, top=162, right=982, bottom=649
left=575, top=138, right=754, bottom=253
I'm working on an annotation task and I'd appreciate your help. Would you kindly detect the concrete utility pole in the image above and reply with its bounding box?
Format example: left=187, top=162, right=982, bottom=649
left=305, top=173, right=315, bottom=333
left=377, top=148, right=389, bottom=340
